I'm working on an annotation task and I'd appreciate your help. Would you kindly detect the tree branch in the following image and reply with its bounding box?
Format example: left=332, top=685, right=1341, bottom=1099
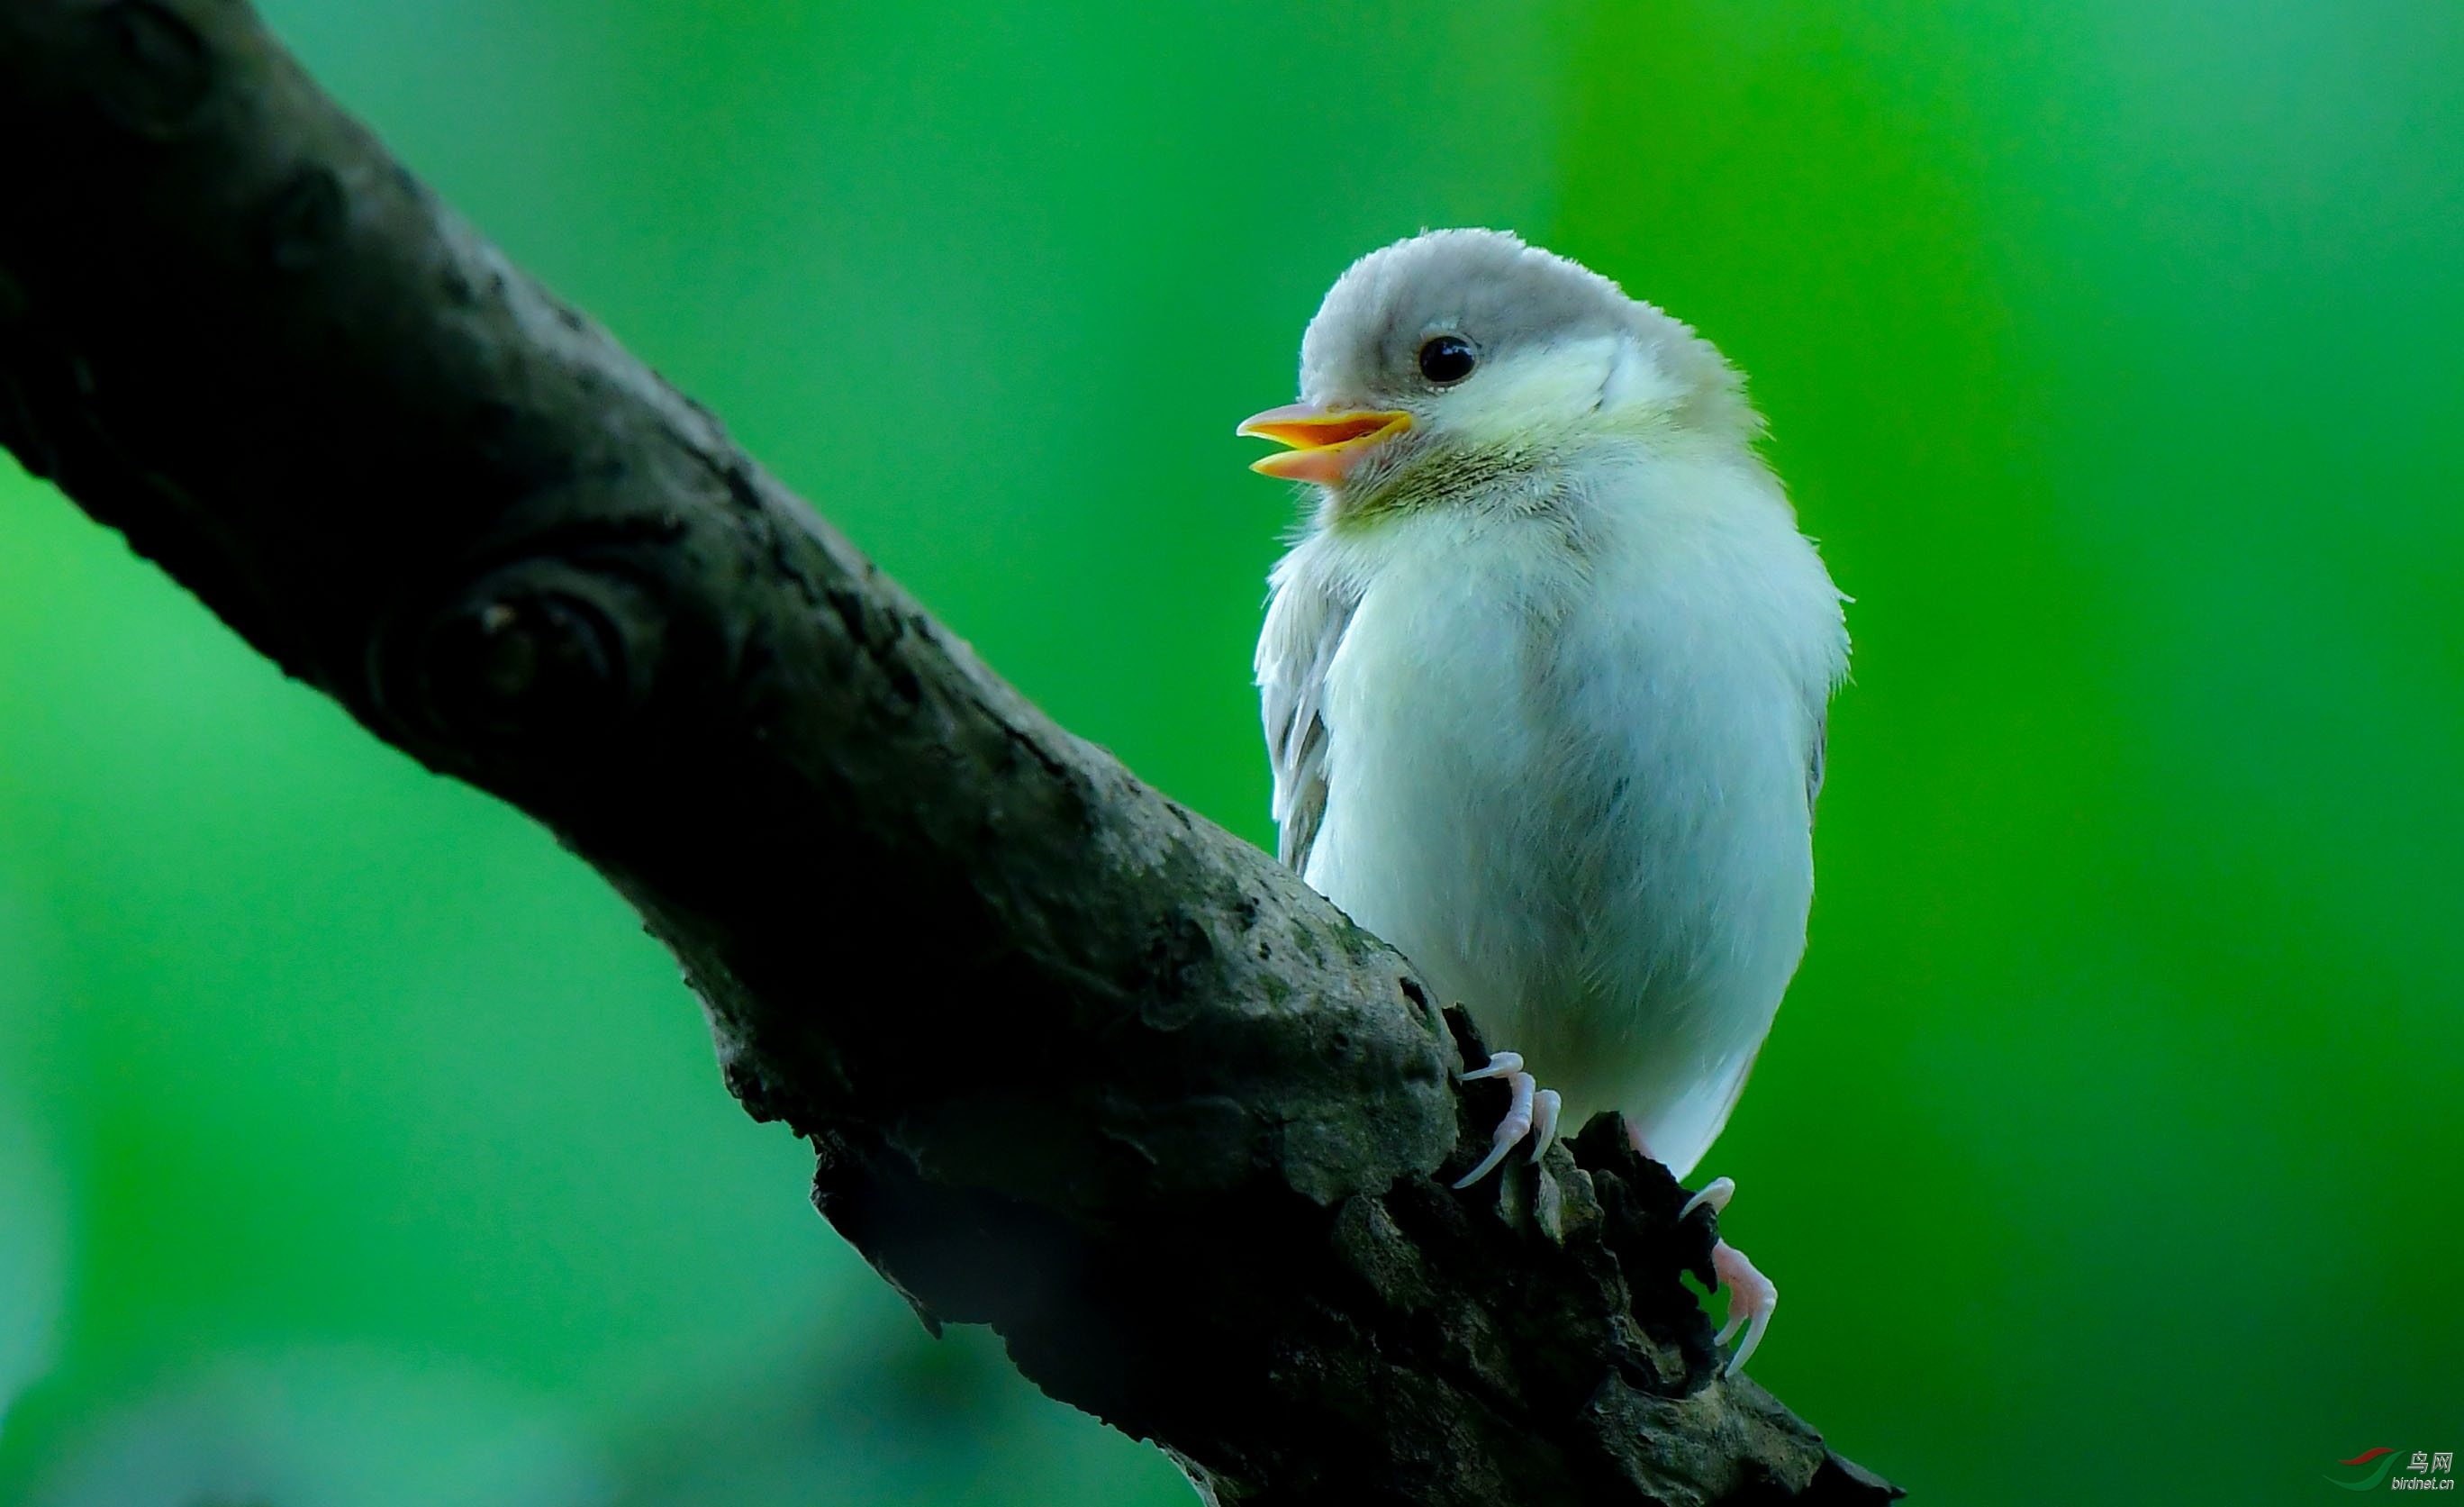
left=0, top=3, right=1898, bottom=1502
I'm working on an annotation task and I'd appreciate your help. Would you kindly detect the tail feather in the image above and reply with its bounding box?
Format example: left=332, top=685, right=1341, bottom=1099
left=1629, top=1041, right=1762, bottom=1179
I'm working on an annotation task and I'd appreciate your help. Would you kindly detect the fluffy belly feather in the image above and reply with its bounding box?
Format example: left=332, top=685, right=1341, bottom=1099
left=1299, top=516, right=1821, bottom=1177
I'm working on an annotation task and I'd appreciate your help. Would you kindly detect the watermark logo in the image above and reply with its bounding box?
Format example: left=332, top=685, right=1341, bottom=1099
left=2329, top=1448, right=2455, bottom=1493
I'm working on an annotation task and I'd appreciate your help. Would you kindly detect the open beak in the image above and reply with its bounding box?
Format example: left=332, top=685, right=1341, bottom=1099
left=1237, top=402, right=1412, bottom=484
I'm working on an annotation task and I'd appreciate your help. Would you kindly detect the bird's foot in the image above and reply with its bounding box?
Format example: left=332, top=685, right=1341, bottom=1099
left=1452, top=1050, right=1563, bottom=1188
left=1676, top=1175, right=1778, bottom=1377
left=1709, top=1240, right=1777, bottom=1377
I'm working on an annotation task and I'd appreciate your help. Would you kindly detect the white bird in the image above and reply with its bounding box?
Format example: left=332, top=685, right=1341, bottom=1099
left=1240, top=230, right=1846, bottom=1375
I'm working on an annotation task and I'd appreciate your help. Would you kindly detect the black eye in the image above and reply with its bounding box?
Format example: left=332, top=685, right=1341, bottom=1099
left=1418, top=334, right=1476, bottom=385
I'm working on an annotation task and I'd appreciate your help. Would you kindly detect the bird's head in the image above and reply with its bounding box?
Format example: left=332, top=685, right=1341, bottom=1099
left=1240, top=229, right=1753, bottom=518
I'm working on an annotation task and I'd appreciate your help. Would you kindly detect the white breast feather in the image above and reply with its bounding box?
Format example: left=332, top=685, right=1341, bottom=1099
left=1256, top=447, right=1845, bottom=1179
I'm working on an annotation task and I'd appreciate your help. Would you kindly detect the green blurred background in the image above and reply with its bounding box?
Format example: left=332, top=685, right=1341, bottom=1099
left=2, top=0, right=2459, bottom=1502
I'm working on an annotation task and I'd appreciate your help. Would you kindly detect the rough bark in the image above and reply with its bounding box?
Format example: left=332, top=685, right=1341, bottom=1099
left=0, top=3, right=1899, bottom=1502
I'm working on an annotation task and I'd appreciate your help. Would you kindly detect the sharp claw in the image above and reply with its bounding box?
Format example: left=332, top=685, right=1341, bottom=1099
left=1454, top=1064, right=1536, bottom=1187
left=1527, top=1089, right=1562, bottom=1163
left=1679, top=1176, right=1736, bottom=1221
left=1458, top=1050, right=1524, bottom=1082
left=1726, top=1306, right=1772, bottom=1377
left=1452, top=1139, right=1516, bottom=1188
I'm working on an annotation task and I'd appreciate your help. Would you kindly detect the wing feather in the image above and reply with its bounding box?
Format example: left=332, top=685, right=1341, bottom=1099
left=1255, top=566, right=1355, bottom=874
left=1806, top=709, right=1828, bottom=818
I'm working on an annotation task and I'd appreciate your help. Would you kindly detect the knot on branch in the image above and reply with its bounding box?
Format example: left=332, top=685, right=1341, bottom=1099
left=82, top=0, right=213, bottom=141
left=259, top=161, right=345, bottom=273
left=386, top=558, right=663, bottom=759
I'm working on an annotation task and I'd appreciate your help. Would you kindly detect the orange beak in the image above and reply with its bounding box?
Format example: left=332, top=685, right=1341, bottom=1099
left=1237, top=402, right=1413, bottom=484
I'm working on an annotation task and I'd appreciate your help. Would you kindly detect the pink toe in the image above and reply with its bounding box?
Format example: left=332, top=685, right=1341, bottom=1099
left=1710, top=1240, right=1778, bottom=1375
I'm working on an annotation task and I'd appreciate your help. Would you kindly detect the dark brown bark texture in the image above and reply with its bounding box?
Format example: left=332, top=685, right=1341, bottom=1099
left=0, top=3, right=1900, bottom=1502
